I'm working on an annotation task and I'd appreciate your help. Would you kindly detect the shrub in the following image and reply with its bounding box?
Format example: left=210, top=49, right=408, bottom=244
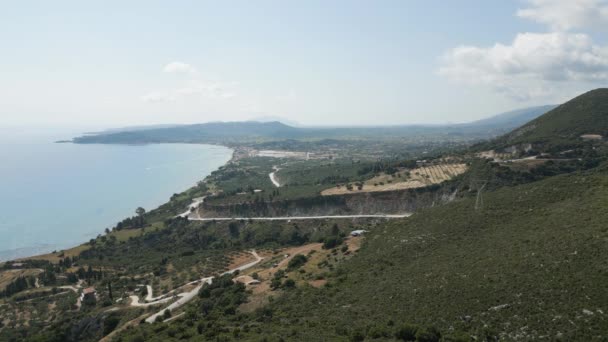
left=103, top=314, right=121, bottom=335
left=270, top=278, right=282, bottom=290
left=283, top=279, right=296, bottom=288
left=415, top=326, right=441, bottom=342
left=442, top=331, right=470, bottom=342
left=287, top=254, right=308, bottom=270
left=163, top=309, right=171, bottom=320
left=367, top=324, right=390, bottom=338
left=395, top=323, right=418, bottom=341
left=323, top=237, right=343, bottom=249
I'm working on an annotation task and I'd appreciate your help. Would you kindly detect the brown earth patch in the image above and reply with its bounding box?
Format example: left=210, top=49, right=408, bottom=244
left=308, top=279, right=327, bottom=288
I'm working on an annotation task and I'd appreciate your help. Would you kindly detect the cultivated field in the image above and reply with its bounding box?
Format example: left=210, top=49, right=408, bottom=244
left=321, top=163, right=467, bottom=195
left=0, top=269, right=43, bottom=292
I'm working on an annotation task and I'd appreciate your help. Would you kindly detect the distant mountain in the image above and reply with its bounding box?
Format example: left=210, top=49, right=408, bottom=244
left=70, top=105, right=560, bottom=146
left=72, top=121, right=302, bottom=144
left=248, top=115, right=301, bottom=127
left=467, top=105, right=556, bottom=129
left=492, top=88, right=608, bottom=149
left=91, top=124, right=185, bottom=134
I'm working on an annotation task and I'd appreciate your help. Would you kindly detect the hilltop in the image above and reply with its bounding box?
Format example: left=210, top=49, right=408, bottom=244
left=491, top=88, right=608, bottom=150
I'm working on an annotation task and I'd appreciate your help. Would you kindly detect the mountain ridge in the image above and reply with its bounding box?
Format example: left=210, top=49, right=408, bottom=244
left=70, top=105, right=555, bottom=145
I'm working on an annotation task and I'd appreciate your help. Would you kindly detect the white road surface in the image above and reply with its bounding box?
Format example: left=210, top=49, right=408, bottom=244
left=142, top=250, right=264, bottom=323
left=189, top=214, right=411, bottom=221
left=269, top=166, right=281, bottom=187
left=176, top=196, right=206, bottom=218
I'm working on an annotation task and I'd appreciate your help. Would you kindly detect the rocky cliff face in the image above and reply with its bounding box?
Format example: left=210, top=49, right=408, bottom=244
left=199, top=186, right=459, bottom=217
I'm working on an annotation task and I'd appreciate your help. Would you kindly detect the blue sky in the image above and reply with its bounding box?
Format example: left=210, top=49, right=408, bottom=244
left=1, top=0, right=607, bottom=127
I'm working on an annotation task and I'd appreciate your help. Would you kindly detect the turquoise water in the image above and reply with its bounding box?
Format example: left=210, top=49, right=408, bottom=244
left=0, top=128, right=232, bottom=261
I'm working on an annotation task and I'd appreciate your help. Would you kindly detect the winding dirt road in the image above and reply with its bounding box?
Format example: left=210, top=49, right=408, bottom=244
left=269, top=166, right=281, bottom=187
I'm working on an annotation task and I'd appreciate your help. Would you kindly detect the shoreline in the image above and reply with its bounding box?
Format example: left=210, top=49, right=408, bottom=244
left=3, top=143, right=236, bottom=263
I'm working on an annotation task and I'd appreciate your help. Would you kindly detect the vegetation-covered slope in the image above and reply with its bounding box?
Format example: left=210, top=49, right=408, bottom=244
left=233, top=166, right=608, bottom=341
left=495, top=88, right=608, bottom=148
left=72, top=121, right=301, bottom=144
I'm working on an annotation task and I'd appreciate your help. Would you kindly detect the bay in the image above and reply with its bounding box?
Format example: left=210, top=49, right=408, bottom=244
left=0, top=127, right=232, bottom=261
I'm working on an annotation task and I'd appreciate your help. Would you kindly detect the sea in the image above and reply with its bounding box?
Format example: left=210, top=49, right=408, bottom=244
left=0, top=126, right=232, bottom=261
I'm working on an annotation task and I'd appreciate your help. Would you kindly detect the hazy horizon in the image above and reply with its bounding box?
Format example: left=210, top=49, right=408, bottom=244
left=2, top=1, right=607, bottom=127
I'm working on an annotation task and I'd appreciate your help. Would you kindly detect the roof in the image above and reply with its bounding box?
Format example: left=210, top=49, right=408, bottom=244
left=83, top=287, right=96, bottom=295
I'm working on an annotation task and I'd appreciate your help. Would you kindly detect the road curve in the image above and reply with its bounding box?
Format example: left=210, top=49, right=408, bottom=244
left=189, top=214, right=411, bottom=221
left=176, top=196, right=206, bottom=218
left=269, top=166, right=281, bottom=187
left=143, top=250, right=263, bottom=323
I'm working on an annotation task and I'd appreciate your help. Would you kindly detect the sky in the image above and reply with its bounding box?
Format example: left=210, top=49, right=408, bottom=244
left=1, top=0, right=607, bottom=128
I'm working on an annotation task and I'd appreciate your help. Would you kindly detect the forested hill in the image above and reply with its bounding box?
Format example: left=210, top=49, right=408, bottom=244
left=69, top=106, right=554, bottom=145
left=490, top=88, right=608, bottom=149
left=72, top=121, right=302, bottom=144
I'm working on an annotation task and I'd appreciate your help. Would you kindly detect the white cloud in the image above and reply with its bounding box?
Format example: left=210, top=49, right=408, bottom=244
left=141, top=92, right=176, bottom=103
left=517, top=0, right=608, bottom=31
left=439, top=32, right=608, bottom=100
left=174, top=80, right=238, bottom=99
left=162, top=61, right=197, bottom=74
left=439, top=0, right=608, bottom=102
left=141, top=79, right=238, bottom=103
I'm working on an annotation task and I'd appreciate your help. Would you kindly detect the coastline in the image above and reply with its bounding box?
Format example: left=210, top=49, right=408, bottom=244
left=3, top=143, right=236, bottom=263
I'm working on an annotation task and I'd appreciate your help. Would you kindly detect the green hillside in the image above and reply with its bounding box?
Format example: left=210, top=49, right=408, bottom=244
left=72, top=121, right=301, bottom=144
left=496, top=88, right=608, bottom=149
left=234, top=167, right=608, bottom=341
left=6, top=90, right=608, bottom=342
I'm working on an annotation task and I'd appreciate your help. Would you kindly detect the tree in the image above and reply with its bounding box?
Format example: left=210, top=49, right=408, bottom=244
left=323, top=236, right=342, bottom=249
left=287, top=254, right=308, bottom=270
left=163, top=309, right=172, bottom=320
left=331, top=223, right=340, bottom=236
left=228, top=222, right=240, bottom=238
left=136, top=207, right=146, bottom=216
left=108, top=281, right=113, bottom=300
left=134, top=207, right=146, bottom=228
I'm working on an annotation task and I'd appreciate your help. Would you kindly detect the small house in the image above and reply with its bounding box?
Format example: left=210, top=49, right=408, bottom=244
left=80, top=287, right=96, bottom=303
left=350, top=230, right=367, bottom=237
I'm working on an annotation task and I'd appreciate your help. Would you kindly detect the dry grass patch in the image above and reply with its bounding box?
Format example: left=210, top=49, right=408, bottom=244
left=227, top=251, right=258, bottom=270
left=321, top=163, right=467, bottom=195
left=0, top=269, right=43, bottom=291
left=19, top=244, right=90, bottom=264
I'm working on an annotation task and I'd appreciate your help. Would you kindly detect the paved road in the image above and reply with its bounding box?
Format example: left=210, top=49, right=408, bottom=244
left=143, top=250, right=264, bottom=323
left=129, top=293, right=182, bottom=308
left=189, top=214, right=411, bottom=221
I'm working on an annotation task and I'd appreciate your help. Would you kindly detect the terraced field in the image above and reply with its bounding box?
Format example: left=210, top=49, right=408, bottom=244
left=321, top=163, right=467, bottom=195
